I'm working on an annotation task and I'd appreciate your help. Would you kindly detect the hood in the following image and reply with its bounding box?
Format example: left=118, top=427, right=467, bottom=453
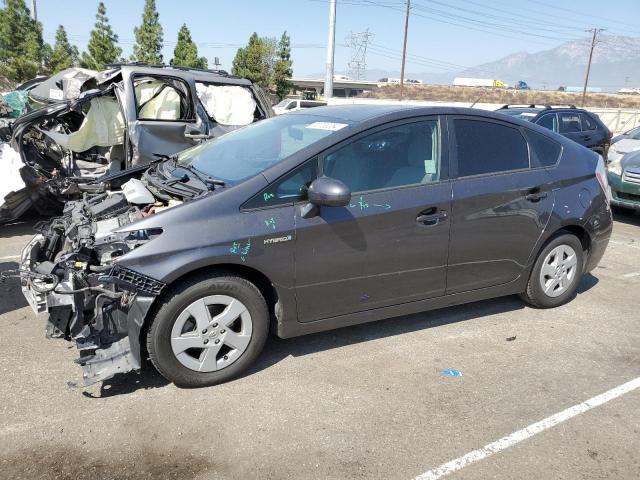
left=621, top=150, right=640, bottom=170
left=610, top=138, right=640, bottom=155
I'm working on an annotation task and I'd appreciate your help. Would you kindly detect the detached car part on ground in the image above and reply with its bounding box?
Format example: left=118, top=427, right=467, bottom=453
left=15, top=105, right=612, bottom=388
left=0, top=65, right=273, bottom=223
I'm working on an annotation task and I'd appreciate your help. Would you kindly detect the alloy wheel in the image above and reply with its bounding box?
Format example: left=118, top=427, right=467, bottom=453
left=539, top=244, right=578, bottom=298
left=170, top=295, right=252, bottom=372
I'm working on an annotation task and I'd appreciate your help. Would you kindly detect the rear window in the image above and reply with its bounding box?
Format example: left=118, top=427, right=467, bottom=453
left=454, top=119, right=529, bottom=177
left=525, top=129, right=562, bottom=168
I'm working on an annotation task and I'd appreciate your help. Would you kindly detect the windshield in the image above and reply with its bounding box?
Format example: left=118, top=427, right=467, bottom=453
left=626, top=126, right=640, bottom=139
left=498, top=109, right=539, bottom=121
left=178, top=113, right=351, bottom=182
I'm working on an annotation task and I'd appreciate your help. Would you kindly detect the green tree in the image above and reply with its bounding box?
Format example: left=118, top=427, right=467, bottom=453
left=48, top=25, right=79, bottom=73
left=132, top=0, right=163, bottom=64
left=231, top=33, right=272, bottom=88
left=170, top=24, right=207, bottom=69
left=0, top=0, right=46, bottom=82
left=81, top=2, right=122, bottom=71
left=273, top=31, right=293, bottom=98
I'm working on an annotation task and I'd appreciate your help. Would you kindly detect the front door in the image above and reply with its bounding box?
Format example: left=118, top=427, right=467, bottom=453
left=122, top=70, right=205, bottom=166
left=446, top=117, right=555, bottom=293
left=294, top=118, right=452, bottom=322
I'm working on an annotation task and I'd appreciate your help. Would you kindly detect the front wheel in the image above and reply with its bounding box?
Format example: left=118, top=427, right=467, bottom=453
left=146, top=273, right=269, bottom=388
left=520, top=233, right=584, bottom=308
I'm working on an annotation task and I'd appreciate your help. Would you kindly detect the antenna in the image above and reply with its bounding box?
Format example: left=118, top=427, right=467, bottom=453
left=346, top=29, right=374, bottom=80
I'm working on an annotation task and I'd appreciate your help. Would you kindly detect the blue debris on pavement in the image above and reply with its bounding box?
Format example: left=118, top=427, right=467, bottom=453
left=441, top=369, right=463, bottom=377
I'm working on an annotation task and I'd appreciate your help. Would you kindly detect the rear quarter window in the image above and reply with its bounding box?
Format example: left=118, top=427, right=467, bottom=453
left=524, top=129, right=562, bottom=168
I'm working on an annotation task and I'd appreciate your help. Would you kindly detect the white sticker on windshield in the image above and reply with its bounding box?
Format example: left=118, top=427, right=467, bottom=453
left=305, top=122, right=348, bottom=131
left=49, top=88, right=64, bottom=100
left=521, top=112, right=537, bottom=117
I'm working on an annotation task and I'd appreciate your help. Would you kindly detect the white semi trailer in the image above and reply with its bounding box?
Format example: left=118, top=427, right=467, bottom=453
left=453, top=77, right=508, bottom=88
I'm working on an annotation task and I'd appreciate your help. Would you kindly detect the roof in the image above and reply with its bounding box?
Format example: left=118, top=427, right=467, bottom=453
left=287, top=104, right=428, bottom=122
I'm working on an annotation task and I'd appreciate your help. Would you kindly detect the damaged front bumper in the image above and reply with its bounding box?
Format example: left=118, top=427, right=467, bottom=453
left=18, top=234, right=164, bottom=385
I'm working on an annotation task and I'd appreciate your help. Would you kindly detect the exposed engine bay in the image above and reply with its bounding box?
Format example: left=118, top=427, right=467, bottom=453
left=12, top=164, right=212, bottom=385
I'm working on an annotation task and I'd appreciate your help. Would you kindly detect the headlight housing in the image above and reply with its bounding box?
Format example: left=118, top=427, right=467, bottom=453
left=608, top=161, right=623, bottom=176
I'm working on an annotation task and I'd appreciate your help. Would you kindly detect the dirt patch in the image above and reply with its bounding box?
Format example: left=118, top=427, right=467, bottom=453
left=0, top=445, right=218, bottom=480
left=364, top=84, right=640, bottom=109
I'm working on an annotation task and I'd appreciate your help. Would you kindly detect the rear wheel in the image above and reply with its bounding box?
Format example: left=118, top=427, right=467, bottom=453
left=521, top=233, right=584, bottom=308
left=147, top=273, right=269, bottom=387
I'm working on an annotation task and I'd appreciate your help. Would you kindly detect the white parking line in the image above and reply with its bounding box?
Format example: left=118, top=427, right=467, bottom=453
left=622, top=272, right=640, bottom=278
left=0, top=255, right=20, bottom=261
left=415, top=377, right=640, bottom=480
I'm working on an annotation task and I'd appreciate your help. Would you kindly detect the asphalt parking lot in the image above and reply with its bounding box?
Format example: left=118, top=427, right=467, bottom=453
left=0, top=211, right=639, bottom=480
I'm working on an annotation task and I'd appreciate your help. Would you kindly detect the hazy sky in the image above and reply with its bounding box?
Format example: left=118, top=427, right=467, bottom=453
left=33, top=0, right=640, bottom=77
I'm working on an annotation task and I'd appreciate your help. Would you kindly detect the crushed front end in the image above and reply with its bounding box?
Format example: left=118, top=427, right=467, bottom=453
left=17, top=193, right=166, bottom=385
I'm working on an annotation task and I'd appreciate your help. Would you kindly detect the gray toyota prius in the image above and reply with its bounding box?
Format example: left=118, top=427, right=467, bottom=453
left=18, top=105, right=613, bottom=387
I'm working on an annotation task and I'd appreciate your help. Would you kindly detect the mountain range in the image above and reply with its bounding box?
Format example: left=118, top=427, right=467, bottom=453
left=319, top=35, right=640, bottom=91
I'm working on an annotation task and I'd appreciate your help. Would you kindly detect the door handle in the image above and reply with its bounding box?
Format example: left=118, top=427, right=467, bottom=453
left=416, top=209, right=447, bottom=226
left=525, top=192, right=548, bottom=202
left=184, top=131, right=210, bottom=140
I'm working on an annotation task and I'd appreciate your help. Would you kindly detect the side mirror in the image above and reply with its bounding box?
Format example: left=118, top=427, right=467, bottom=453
left=302, top=176, right=351, bottom=218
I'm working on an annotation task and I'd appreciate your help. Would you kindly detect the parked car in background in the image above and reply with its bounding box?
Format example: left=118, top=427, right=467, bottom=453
left=273, top=98, right=327, bottom=115
left=496, top=105, right=612, bottom=158
left=1, top=65, right=273, bottom=223
left=611, top=125, right=640, bottom=145
left=607, top=125, right=640, bottom=210
left=16, top=105, right=612, bottom=388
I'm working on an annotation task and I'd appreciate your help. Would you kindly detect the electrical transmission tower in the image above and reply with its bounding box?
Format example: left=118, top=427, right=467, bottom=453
left=346, top=30, right=374, bottom=80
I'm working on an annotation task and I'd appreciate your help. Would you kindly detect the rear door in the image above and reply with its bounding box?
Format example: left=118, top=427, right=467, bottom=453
left=294, top=118, right=452, bottom=321
left=558, top=111, right=590, bottom=148
left=580, top=112, right=607, bottom=152
left=122, top=69, right=205, bottom=166
left=446, top=117, right=555, bottom=293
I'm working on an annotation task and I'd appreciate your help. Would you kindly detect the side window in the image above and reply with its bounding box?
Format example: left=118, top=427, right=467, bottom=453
left=454, top=119, right=529, bottom=177
left=286, top=101, right=297, bottom=110
left=525, top=130, right=562, bottom=168
left=580, top=113, right=597, bottom=131
left=243, top=160, right=317, bottom=209
left=559, top=113, right=583, bottom=133
left=536, top=113, right=558, bottom=133
left=134, top=76, right=194, bottom=121
left=323, top=120, right=440, bottom=192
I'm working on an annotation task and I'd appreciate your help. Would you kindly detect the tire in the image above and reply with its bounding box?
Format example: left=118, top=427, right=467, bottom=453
left=146, top=272, right=269, bottom=388
left=520, top=233, right=584, bottom=309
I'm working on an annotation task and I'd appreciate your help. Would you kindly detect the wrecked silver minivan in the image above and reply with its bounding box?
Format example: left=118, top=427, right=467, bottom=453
left=0, top=65, right=273, bottom=223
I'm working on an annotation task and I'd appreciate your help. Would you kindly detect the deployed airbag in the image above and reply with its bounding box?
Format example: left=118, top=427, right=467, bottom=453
left=43, top=96, right=125, bottom=152
left=135, top=80, right=181, bottom=120
left=196, top=83, right=256, bottom=126
left=0, top=143, right=27, bottom=206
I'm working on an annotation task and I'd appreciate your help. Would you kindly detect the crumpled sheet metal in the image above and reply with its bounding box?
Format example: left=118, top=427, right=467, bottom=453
left=43, top=96, right=125, bottom=152
left=196, top=83, right=256, bottom=126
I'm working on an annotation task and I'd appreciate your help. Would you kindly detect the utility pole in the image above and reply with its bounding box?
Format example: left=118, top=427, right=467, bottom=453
left=31, top=0, right=37, bottom=21
left=324, top=0, right=337, bottom=99
left=399, top=0, right=410, bottom=100
left=581, top=28, right=605, bottom=107
left=625, top=76, right=630, bottom=88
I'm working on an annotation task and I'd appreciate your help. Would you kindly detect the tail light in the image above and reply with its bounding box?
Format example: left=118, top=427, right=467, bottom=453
left=608, top=130, right=613, bottom=139
left=595, top=156, right=611, bottom=203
